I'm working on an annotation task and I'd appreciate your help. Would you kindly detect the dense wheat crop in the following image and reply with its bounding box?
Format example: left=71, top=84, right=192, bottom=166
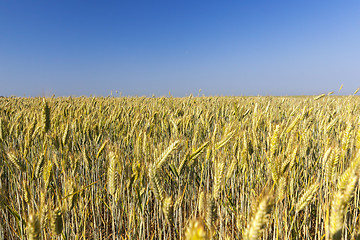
left=0, top=95, right=360, bottom=239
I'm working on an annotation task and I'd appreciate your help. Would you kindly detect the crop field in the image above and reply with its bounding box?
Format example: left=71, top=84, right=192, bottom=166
left=0, top=95, right=360, bottom=239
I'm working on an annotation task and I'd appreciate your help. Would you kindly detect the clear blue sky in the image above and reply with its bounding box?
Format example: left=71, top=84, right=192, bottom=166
left=1, top=1, right=360, bottom=97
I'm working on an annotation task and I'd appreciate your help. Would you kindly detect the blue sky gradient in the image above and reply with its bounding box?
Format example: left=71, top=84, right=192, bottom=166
left=1, top=1, right=360, bottom=96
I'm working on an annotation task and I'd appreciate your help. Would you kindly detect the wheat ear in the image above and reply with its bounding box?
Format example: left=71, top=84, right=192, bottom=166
left=244, top=194, right=274, bottom=240
left=27, top=212, right=41, bottom=240
left=296, top=182, right=319, bottom=212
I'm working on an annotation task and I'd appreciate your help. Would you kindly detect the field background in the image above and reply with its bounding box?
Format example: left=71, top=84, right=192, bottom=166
left=0, top=96, right=360, bottom=239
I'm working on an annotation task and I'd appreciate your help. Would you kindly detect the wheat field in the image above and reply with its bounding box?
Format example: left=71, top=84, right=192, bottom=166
left=0, top=95, right=359, bottom=239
